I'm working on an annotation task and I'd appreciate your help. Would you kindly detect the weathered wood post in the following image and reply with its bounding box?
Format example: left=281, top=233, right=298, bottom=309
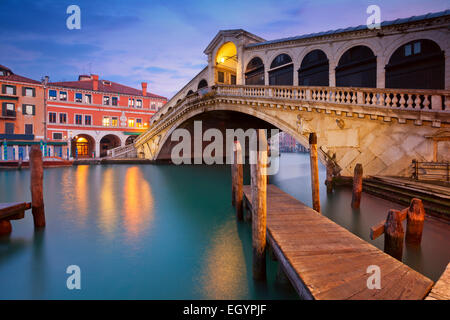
left=30, top=145, right=45, bottom=228
left=234, top=140, right=244, bottom=220
left=406, top=198, right=425, bottom=244
left=251, top=129, right=267, bottom=280
left=309, top=133, right=321, bottom=213
left=351, top=163, right=363, bottom=209
left=384, top=209, right=404, bottom=260
left=325, top=160, right=334, bottom=193
left=0, top=220, right=12, bottom=236
left=231, top=156, right=236, bottom=207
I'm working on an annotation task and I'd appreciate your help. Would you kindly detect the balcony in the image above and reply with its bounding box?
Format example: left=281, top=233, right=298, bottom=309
left=0, top=134, right=35, bottom=141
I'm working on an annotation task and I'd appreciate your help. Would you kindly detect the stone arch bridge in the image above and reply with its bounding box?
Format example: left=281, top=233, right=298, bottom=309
left=135, top=84, right=449, bottom=177
left=132, top=11, right=450, bottom=177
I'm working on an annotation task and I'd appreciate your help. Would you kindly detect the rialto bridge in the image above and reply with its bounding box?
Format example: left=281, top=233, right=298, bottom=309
left=133, top=10, right=450, bottom=177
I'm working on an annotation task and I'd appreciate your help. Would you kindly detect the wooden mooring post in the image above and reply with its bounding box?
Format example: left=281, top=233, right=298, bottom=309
left=0, top=220, right=12, bottom=236
left=251, top=129, right=267, bottom=281
left=233, top=140, right=244, bottom=220
left=325, top=160, right=334, bottom=193
left=405, top=198, right=425, bottom=244
left=351, top=163, right=363, bottom=209
left=30, top=145, right=45, bottom=228
left=370, top=198, right=426, bottom=260
left=309, top=133, right=321, bottom=212
left=384, top=209, right=404, bottom=260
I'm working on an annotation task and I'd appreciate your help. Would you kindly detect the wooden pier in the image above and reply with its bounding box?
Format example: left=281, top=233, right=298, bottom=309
left=242, top=184, right=434, bottom=300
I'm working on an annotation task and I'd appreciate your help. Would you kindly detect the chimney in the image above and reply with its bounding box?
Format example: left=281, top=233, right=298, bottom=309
left=141, top=82, right=147, bottom=96
left=92, top=74, right=99, bottom=91
left=41, top=76, right=49, bottom=86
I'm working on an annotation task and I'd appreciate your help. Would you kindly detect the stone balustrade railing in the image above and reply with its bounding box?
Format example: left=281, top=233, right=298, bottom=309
left=136, top=84, right=449, bottom=147
left=107, top=143, right=136, bottom=158
left=216, top=85, right=449, bottom=112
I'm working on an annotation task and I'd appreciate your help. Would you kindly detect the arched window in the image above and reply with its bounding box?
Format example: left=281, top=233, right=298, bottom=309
left=269, top=54, right=293, bottom=85
left=245, top=57, right=265, bottom=85
left=186, top=90, right=194, bottom=97
left=298, top=50, right=329, bottom=86
left=386, top=39, right=444, bottom=89
left=336, top=46, right=376, bottom=88
left=198, top=79, right=208, bottom=89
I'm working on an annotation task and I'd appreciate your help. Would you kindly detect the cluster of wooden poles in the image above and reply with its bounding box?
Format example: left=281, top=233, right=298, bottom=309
left=231, top=130, right=426, bottom=279
left=231, top=130, right=324, bottom=280
left=0, top=145, right=45, bottom=236
left=370, top=198, right=425, bottom=261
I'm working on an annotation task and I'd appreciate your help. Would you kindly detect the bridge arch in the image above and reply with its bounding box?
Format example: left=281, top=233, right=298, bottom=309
left=335, top=45, right=377, bottom=88
left=245, top=56, right=265, bottom=85
left=385, top=39, right=445, bottom=89
left=214, top=41, right=238, bottom=85
left=150, top=104, right=329, bottom=167
left=197, top=79, right=208, bottom=89
left=268, top=53, right=294, bottom=86
left=298, top=49, right=330, bottom=86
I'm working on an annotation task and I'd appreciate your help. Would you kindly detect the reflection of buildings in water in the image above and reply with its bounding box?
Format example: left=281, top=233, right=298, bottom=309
left=73, top=165, right=90, bottom=226
left=198, top=220, right=247, bottom=299
left=99, top=168, right=117, bottom=236
left=123, top=166, right=154, bottom=241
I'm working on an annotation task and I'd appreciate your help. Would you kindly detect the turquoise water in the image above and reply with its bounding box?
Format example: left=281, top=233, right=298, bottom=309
left=0, top=153, right=449, bottom=299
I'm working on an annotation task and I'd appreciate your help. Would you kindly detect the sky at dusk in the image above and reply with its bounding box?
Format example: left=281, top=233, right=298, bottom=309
left=0, top=0, right=448, bottom=98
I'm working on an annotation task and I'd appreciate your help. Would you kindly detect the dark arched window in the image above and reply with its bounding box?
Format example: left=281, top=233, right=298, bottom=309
left=336, top=46, right=376, bottom=88
left=269, top=54, right=293, bottom=85
left=198, top=79, right=208, bottom=89
left=298, top=50, right=329, bottom=86
left=245, top=57, right=265, bottom=85
left=186, top=90, right=194, bottom=97
left=386, top=39, right=444, bottom=89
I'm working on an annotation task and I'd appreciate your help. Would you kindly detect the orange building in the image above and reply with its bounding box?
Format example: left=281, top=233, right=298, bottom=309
left=46, top=74, right=167, bottom=158
left=0, top=65, right=46, bottom=160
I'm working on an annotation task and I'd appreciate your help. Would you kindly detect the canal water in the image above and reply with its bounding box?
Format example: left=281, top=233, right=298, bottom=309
left=0, top=153, right=449, bottom=299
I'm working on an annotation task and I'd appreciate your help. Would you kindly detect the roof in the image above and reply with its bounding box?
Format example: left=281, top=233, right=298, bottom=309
left=204, top=29, right=266, bottom=54
left=246, top=9, right=450, bottom=48
left=48, top=78, right=167, bottom=100
left=0, top=64, right=41, bottom=85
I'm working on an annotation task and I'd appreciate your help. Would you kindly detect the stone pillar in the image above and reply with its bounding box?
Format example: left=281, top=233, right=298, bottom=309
left=329, top=61, right=336, bottom=87
left=445, top=53, right=450, bottom=90
left=293, top=62, right=299, bottom=86
left=376, top=56, right=385, bottom=88
left=95, top=139, right=101, bottom=159
left=236, top=44, right=244, bottom=85
left=265, top=70, right=270, bottom=86
left=207, top=54, right=215, bottom=86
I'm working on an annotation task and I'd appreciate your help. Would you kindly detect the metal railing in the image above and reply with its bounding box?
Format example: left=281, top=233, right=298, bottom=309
left=412, top=160, right=450, bottom=182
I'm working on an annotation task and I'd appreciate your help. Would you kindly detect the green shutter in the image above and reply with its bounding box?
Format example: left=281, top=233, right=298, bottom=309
left=33, top=88, right=36, bottom=97
left=1, top=102, right=5, bottom=116
left=22, top=104, right=26, bottom=114
left=13, top=86, right=16, bottom=95
left=22, top=87, right=26, bottom=96
left=1, top=85, right=5, bottom=94
left=33, top=105, right=36, bottom=115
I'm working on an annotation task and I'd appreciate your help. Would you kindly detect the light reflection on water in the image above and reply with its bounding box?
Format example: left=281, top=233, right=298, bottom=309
left=0, top=155, right=448, bottom=299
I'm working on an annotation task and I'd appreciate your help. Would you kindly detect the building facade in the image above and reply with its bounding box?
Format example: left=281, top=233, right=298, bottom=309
left=46, top=74, right=167, bottom=158
left=0, top=65, right=46, bottom=160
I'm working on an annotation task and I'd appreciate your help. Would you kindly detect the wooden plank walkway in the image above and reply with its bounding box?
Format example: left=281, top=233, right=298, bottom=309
left=243, top=184, right=434, bottom=300
left=426, top=263, right=450, bottom=300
